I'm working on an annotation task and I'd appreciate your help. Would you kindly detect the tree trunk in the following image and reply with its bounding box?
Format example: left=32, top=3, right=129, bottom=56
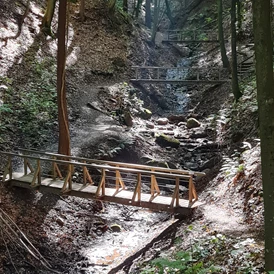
left=231, top=0, right=242, bottom=101
left=41, top=0, right=57, bottom=37
left=123, top=0, right=128, bottom=12
left=135, top=0, right=143, bottom=18
left=218, top=0, right=229, bottom=68
left=236, top=0, right=242, bottom=31
left=108, top=0, right=117, bottom=12
left=80, top=0, right=85, bottom=21
left=164, top=0, right=175, bottom=27
left=145, top=0, right=152, bottom=28
left=151, top=0, right=159, bottom=43
left=253, top=0, right=274, bottom=271
left=57, top=0, right=70, bottom=156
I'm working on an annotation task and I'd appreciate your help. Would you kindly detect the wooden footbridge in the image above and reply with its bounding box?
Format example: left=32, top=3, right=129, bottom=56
left=163, top=30, right=220, bottom=43
left=0, top=149, right=204, bottom=215
left=131, top=66, right=230, bottom=84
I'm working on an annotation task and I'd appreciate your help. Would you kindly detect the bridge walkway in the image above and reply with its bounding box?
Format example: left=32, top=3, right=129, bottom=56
left=0, top=149, right=205, bottom=215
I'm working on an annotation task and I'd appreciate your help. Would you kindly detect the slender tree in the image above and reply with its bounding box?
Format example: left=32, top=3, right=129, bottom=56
left=164, top=0, right=175, bottom=27
left=151, top=0, right=160, bottom=43
left=80, top=0, right=85, bottom=21
left=145, top=0, right=152, bottom=28
left=135, top=0, right=143, bottom=18
left=123, top=0, right=128, bottom=12
left=218, top=0, right=229, bottom=68
left=231, top=0, right=242, bottom=101
left=253, top=0, right=274, bottom=271
left=41, top=0, right=57, bottom=37
left=57, top=0, right=71, bottom=156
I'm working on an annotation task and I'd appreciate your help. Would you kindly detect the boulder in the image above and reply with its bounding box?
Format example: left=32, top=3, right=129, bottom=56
left=124, top=111, right=133, bottom=127
left=140, top=108, right=152, bottom=119
left=156, top=117, right=169, bottom=125
left=146, top=122, right=155, bottom=129
left=186, top=118, right=201, bottom=129
left=168, top=114, right=186, bottom=124
left=155, top=134, right=180, bottom=148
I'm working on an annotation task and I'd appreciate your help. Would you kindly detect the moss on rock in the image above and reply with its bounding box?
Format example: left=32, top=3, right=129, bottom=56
left=155, top=134, right=180, bottom=148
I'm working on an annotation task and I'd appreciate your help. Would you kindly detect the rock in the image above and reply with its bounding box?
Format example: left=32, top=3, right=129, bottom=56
left=140, top=108, right=152, bottom=119
left=156, top=118, right=169, bottom=125
left=184, top=162, right=199, bottom=171
left=0, top=84, right=8, bottom=93
left=155, top=134, right=180, bottom=148
left=112, top=57, right=126, bottom=68
left=110, top=224, right=122, bottom=232
left=124, top=111, right=133, bottom=127
left=146, top=122, right=155, bottom=129
left=155, top=32, right=164, bottom=46
left=186, top=118, right=201, bottom=129
left=146, top=160, right=169, bottom=168
left=231, top=131, right=244, bottom=142
left=168, top=115, right=186, bottom=124
left=167, top=162, right=177, bottom=169
left=56, top=217, right=64, bottom=226
left=178, top=122, right=187, bottom=127
left=200, top=156, right=222, bottom=170
left=190, top=129, right=207, bottom=138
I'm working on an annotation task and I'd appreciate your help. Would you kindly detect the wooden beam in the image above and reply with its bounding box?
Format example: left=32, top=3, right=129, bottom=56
left=115, top=169, right=125, bottom=190
left=16, top=148, right=206, bottom=177
left=31, top=159, right=40, bottom=187
left=2, top=156, right=12, bottom=182
left=83, top=166, right=93, bottom=185
left=170, top=176, right=180, bottom=207
left=96, top=168, right=106, bottom=197
left=132, top=172, right=141, bottom=203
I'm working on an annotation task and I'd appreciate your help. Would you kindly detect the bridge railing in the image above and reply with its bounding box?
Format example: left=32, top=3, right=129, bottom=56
left=131, top=66, right=229, bottom=82
left=0, top=150, right=204, bottom=207
left=164, top=30, right=219, bottom=42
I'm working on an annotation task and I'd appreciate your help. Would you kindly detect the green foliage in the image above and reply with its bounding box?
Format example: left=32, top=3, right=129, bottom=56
left=0, top=104, right=13, bottom=114
left=0, top=57, right=58, bottom=145
left=18, top=59, right=57, bottom=138
left=141, top=250, right=219, bottom=274
left=139, top=230, right=264, bottom=274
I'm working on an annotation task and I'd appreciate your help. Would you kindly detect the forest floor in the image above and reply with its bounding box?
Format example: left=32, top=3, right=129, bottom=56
left=0, top=0, right=265, bottom=273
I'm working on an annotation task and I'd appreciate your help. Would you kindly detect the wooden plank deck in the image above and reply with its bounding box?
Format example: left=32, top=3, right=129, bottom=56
left=9, top=173, right=203, bottom=214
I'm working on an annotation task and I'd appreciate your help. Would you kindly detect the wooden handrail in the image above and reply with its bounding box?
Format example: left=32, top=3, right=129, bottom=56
left=0, top=151, right=194, bottom=180
left=17, top=148, right=205, bottom=177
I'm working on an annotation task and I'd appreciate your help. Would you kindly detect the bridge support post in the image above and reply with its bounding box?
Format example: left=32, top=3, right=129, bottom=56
left=96, top=168, right=106, bottom=197
left=150, top=172, right=160, bottom=202
left=115, top=169, right=125, bottom=191
left=31, top=159, right=41, bottom=187
left=61, top=164, right=73, bottom=193
left=188, top=176, right=198, bottom=202
left=83, top=161, right=93, bottom=185
left=24, top=158, right=34, bottom=175
left=52, top=156, right=63, bottom=180
left=170, top=176, right=180, bottom=207
left=132, top=172, right=141, bottom=203
left=2, top=156, right=12, bottom=182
